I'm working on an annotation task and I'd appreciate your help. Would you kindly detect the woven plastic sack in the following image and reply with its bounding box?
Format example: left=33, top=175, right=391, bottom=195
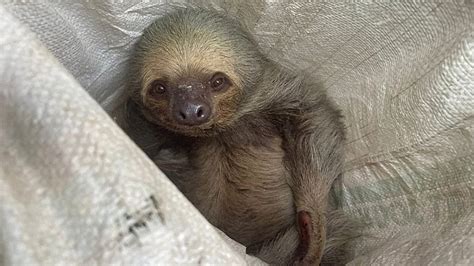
left=1, top=1, right=472, bottom=265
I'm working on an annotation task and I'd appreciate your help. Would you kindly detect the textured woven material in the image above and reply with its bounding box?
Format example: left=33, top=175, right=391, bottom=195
left=1, top=1, right=473, bottom=265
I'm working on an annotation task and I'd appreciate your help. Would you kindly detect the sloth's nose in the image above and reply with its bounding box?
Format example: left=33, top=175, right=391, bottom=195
left=173, top=100, right=211, bottom=126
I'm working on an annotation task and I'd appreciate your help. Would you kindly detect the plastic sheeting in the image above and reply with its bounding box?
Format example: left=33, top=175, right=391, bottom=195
left=0, top=1, right=472, bottom=265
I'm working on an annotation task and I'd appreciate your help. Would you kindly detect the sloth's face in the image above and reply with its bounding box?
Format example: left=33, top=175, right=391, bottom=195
left=140, top=66, right=242, bottom=137
left=134, top=9, right=264, bottom=136
left=136, top=33, right=247, bottom=137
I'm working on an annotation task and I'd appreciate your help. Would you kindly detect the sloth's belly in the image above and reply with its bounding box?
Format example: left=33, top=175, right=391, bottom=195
left=216, top=168, right=296, bottom=246
left=190, top=137, right=296, bottom=246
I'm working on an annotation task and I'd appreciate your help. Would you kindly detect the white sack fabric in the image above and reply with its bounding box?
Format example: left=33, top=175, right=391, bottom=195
left=0, top=1, right=473, bottom=265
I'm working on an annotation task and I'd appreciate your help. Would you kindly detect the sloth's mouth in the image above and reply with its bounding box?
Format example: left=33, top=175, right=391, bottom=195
left=142, top=105, right=229, bottom=138
left=157, top=117, right=219, bottom=138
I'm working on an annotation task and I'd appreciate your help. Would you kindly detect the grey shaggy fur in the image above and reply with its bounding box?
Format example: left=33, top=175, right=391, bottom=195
left=117, top=8, right=359, bottom=265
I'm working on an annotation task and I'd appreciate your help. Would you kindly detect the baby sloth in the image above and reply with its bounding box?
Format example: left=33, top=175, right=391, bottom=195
left=123, top=8, right=348, bottom=265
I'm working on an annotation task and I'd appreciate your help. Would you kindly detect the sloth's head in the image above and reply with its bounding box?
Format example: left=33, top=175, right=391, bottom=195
left=132, top=8, right=264, bottom=136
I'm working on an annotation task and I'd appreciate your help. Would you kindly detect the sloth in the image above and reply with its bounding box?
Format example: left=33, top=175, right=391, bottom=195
left=119, top=8, right=354, bottom=265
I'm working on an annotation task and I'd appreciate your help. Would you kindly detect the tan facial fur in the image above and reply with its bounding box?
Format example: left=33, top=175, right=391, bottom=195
left=138, top=32, right=244, bottom=136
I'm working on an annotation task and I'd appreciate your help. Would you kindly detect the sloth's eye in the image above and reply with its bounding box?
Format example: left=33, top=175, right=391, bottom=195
left=210, top=72, right=230, bottom=91
left=149, top=80, right=167, bottom=97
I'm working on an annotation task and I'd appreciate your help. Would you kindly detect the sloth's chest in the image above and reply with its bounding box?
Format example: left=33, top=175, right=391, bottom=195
left=189, top=137, right=296, bottom=245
